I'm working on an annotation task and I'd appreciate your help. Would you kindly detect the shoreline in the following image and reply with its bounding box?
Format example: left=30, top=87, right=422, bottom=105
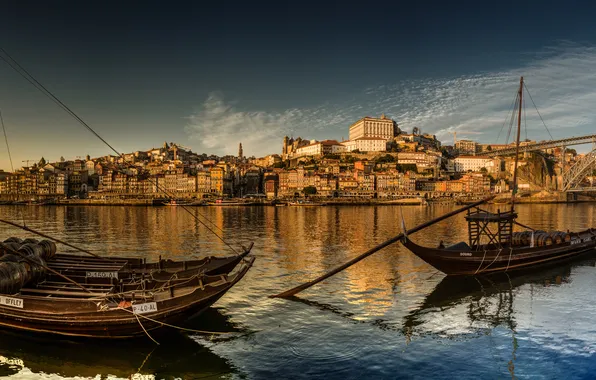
left=1, top=197, right=595, bottom=206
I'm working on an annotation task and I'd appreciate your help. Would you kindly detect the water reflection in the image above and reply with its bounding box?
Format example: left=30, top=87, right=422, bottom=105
left=0, top=308, right=244, bottom=379
left=0, top=204, right=596, bottom=378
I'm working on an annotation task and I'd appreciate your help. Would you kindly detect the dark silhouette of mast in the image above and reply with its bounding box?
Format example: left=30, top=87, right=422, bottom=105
left=509, top=77, right=523, bottom=243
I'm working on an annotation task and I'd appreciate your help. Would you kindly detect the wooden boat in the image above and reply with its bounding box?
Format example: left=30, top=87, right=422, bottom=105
left=208, top=199, right=245, bottom=206
left=2, top=238, right=253, bottom=284
left=163, top=199, right=195, bottom=206
left=287, top=200, right=325, bottom=206
left=0, top=256, right=255, bottom=339
left=402, top=226, right=596, bottom=275
left=400, top=77, right=596, bottom=276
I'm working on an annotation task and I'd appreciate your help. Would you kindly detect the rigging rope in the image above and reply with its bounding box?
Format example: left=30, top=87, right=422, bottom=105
left=0, top=110, right=26, bottom=228
left=0, top=110, right=14, bottom=172
left=0, top=48, right=241, bottom=256
left=505, top=93, right=519, bottom=146
left=523, top=82, right=554, bottom=141
left=523, top=93, right=528, bottom=142
left=496, top=90, right=520, bottom=144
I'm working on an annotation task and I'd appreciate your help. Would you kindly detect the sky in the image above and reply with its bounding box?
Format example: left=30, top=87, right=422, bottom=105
left=1, top=1, right=596, bottom=170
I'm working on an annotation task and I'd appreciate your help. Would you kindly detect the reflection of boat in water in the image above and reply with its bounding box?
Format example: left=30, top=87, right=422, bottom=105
left=402, top=257, right=595, bottom=334
left=0, top=307, right=242, bottom=378
left=401, top=77, right=596, bottom=276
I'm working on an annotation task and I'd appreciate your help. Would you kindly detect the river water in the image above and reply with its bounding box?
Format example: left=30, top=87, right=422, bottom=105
left=0, top=203, right=595, bottom=379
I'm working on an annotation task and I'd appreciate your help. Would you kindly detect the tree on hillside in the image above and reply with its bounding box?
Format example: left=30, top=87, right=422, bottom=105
left=377, top=154, right=396, bottom=163
left=303, top=186, right=317, bottom=195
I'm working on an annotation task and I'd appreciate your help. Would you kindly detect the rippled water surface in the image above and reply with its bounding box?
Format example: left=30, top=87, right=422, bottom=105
left=0, top=203, right=596, bottom=379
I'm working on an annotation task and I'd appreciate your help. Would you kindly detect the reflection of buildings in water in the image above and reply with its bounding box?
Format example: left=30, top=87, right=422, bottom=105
left=343, top=249, right=397, bottom=316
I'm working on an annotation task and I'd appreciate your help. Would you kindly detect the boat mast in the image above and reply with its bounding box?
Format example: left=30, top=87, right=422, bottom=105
left=510, top=76, right=523, bottom=211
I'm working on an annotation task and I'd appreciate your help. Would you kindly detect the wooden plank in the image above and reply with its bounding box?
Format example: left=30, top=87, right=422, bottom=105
left=48, top=261, right=125, bottom=268
left=41, top=281, right=114, bottom=288
left=52, top=256, right=129, bottom=265
left=36, top=283, right=114, bottom=292
left=20, top=288, right=109, bottom=297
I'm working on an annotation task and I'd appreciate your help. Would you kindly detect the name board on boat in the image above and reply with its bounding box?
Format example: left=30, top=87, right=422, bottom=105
left=132, top=302, right=158, bottom=314
left=459, top=252, right=472, bottom=257
left=0, top=296, right=23, bottom=309
left=86, top=271, right=119, bottom=279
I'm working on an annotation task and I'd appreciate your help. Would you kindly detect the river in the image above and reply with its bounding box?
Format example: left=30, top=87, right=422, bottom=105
left=0, top=203, right=595, bottom=379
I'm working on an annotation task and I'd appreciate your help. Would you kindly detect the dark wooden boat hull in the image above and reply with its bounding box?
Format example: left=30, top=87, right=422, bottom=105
left=48, top=251, right=249, bottom=283
left=401, top=229, right=596, bottom=275
left=0, top=257, right=255, bottom=339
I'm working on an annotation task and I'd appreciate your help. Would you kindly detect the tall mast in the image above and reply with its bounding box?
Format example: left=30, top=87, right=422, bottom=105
left=510, top=76, right=523, bottom=210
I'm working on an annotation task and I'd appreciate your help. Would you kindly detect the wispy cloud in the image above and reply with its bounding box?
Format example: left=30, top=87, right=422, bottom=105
left=185, top=93, right=356, bottom=157
left=186, top=42, right=596, bottom=157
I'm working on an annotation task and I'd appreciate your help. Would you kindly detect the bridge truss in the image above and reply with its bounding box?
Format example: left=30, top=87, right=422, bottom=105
left=563, top=147, right=596, bottom=192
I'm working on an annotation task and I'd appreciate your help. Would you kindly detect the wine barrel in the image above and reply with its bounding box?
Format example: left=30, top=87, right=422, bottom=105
left=549, top=232, right=563, bottom=244
left=512, top=232, right=525, bottom=246
left=3, top=237, right=21, bottom=244
left=38, top=240, right=56, bottom=261
left=521, top=231, right=534, bottom=246
left=536, top=233, right=553, bottom=247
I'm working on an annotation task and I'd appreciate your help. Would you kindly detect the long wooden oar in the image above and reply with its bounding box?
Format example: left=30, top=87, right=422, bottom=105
left=270, top=195, right=496, bottom=298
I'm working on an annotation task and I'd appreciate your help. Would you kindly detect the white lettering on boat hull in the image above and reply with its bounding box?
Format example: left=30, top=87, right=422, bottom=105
left=86, top=271, right=119, bottom=279
left=132, top=302, right=158, bottom=314
left=0, top=296, right=23, bottom=308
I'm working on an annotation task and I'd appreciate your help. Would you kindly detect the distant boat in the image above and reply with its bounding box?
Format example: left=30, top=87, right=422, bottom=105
left=288, top=200, right=325, bottom=206
left=208, top=199, right=245, bottom=206
left=164, top=199, right=204, bottom=206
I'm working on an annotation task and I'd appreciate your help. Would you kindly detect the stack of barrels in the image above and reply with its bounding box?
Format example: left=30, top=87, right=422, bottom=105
left=0, top=237, right=57, bottom=294
left=511, top=231, right=572, bottom=247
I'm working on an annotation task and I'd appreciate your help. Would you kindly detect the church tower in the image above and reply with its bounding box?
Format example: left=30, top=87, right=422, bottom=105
left=238, top=143, right=244, bottom=158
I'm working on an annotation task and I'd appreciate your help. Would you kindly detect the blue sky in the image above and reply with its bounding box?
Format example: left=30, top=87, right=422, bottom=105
left=1, top=1, right=596, bottom=169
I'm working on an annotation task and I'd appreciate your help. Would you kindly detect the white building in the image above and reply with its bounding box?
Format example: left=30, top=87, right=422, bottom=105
left=349, top=114, right=400, bottom=141
left=295, top=140, right=344, bottom=157
left=454, top=156, right=498, bottom=173
left=342, top=137, right=388, bottom=152
left=85, top=160, right=95, bottom=175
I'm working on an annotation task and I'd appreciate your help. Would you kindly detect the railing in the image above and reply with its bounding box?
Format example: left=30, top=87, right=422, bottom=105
left=484, top=134, right=596, bottom=157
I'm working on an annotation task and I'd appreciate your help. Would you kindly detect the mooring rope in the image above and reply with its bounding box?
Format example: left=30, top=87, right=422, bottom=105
left=134, top=312, right=160, bottom=345
left=478, top=247, right=503, bottom=274
left=474, top=248, right=489, bottom=275
left=505, top=247, right=514, bottom=271
left=111, top=300, right=239, bottom=337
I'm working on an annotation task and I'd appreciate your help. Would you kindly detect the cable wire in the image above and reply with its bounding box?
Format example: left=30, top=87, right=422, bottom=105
left=523, top=82, right=554, bottom=140
left=0, top=110, right=14, bottom=172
